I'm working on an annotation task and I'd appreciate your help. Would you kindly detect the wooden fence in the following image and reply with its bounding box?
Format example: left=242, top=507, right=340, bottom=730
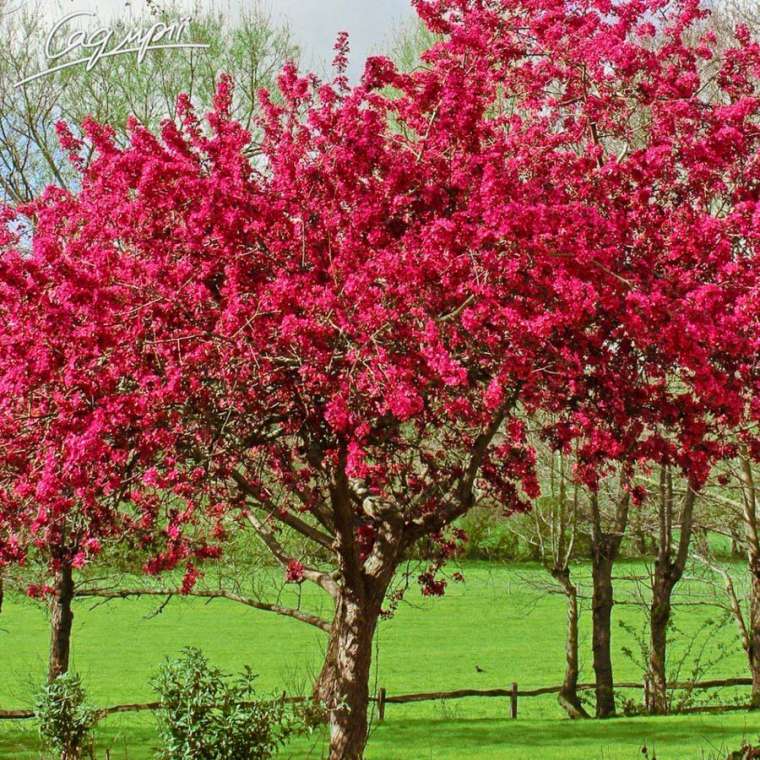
left=1, top=676, right=754, bottom=723
left=0, top=695, right=305, bottom=721
left=374, top=676, right=755, bottom=721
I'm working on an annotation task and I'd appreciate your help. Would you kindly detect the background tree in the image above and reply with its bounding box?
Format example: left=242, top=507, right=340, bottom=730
left=644, top=468, right=699, bottom=714
left=529, top=444, right=589, bottom=719
left=0, top=0, right=297, bottom=680
left=2, top=31, right=634, bottom=755
left=393, top=3, right=758, bottom=722
left=0, top=0, right=297, bottom=203
left=697, top=453, right=760, bottom=707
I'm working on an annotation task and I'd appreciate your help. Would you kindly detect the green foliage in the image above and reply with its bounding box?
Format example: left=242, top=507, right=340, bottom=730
left=291, top=698, right=328, bottom=734
left=618, top=608, right=739, bottom=715
left=389, top=18, right=442, bottom=72
left=34, top=672, right=96, bottom=760
left=455, top=509, right=533, bottom=561
left=152, top=647, right=293, bottom=760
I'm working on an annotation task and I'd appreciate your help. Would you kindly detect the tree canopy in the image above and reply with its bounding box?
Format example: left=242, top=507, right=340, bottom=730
left=0, top=0, right=758, bottom=757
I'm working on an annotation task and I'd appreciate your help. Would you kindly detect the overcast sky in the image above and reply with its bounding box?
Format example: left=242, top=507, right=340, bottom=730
left=24, top=0, right=417, bottom=80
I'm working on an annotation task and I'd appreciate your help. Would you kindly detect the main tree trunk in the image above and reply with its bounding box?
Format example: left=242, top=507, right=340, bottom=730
left=327, top=590, right=381, bottom=760
left=313, top=620, right=341, bottom=706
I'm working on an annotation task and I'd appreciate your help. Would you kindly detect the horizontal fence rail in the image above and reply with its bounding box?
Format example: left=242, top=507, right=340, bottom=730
left=1, top=677, right=753, bottom=722
left=0, top=695, right=309, bottom=721
left=374, top=677, right=755, bottom=721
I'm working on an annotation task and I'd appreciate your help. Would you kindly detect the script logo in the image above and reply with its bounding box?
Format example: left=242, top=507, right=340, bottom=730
left=15, top=11, right=210, bottom=88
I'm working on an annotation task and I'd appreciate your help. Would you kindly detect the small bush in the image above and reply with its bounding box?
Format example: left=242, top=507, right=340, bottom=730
left=153, top=647, right=293, bottom=760
left=34, top=672, right=96, bottom=760
left=292, top=698, right=328, bottom=733
left=456, top=508, right=528, bottom=561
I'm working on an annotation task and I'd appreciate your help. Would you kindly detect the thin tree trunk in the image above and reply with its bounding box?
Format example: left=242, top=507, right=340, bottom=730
left=648, top=571, right=673, bottom=714
left=636, top=529, right=648, bottom=557
left=748, top=571, right=760, bottom=708
left=591, top=552, right=616, bottom=718
left=738, top=454, right=760, bottom=709
left=731, top=531, right=741, bottom=558
left=554, top=568, right=589, bottom=719
left=695, top=526, right=710, bottom=557
left=647, top=478, right=696, bottom=715
left=589, top=486, right=629, bottom=719
left=702, top=553, right=760, bottom=710
left=48, top=563, right=74, bottom=682
left=327, top=589, right=382, bottom=760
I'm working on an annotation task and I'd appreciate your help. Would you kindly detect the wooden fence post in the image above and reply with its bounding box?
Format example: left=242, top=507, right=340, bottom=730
left=510, top=682, right=518, bottom=719
left=377, top=687, right=387, bottom=723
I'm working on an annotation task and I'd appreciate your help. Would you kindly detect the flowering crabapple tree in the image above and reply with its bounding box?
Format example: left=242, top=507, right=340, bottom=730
left=4, top=44, right=600, bottom=760
left=0, top=1, right=758, bottom=758
left=0, top=196, right=226, bottom=681
left=0, top=198, right=328, bottom=683
left=408, top=0, right=760, bottom=721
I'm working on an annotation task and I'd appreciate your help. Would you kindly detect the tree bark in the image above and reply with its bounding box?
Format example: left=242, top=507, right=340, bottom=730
left=748, top=571, right=760, bottom=708
left=327, top=588, right=382, bottom=760
left=647, top=479, right=696, bottom=715
left=635, top=529, right=648, bottom=557
left=48, top=563, right=74, bottom=682
left=731, top=530, right=742, bottom=558
left=553, top=568, right=589, bottom=719
left=313, top=620, right=341, bottom=705
left=591, top=551, right=616, bottom=718
left=648, top=570, right=673, bottom=714
left=589, top=486, right=629, bottom=719
left=324, top=457, right=403, bottom=760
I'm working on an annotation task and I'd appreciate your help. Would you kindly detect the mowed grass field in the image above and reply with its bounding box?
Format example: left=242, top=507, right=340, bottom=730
left=1, top=561, right=759, bottom=759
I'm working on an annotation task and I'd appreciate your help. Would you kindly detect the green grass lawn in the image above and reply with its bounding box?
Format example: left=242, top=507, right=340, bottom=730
left=1, top=561, right=758, bottom=758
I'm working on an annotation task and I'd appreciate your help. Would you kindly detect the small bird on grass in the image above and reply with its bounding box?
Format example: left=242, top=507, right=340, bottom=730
left=475, top=665, right=486, bottom=673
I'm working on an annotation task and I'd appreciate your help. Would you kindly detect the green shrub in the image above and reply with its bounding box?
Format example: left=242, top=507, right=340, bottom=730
left=34, top=672, right=96, bottom=760
left=456, top=508, right=531, bottom=561
left=153, top=647, right=293, bottom=760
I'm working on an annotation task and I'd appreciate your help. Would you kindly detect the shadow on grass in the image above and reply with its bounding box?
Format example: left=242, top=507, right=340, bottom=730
left=364, top=714, right=758, bottom=760
left=1, top=712, right=756, bottom=760
left=0, top=719, right=159, bottom=760
left=374, top=715, right=747, bottom=740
